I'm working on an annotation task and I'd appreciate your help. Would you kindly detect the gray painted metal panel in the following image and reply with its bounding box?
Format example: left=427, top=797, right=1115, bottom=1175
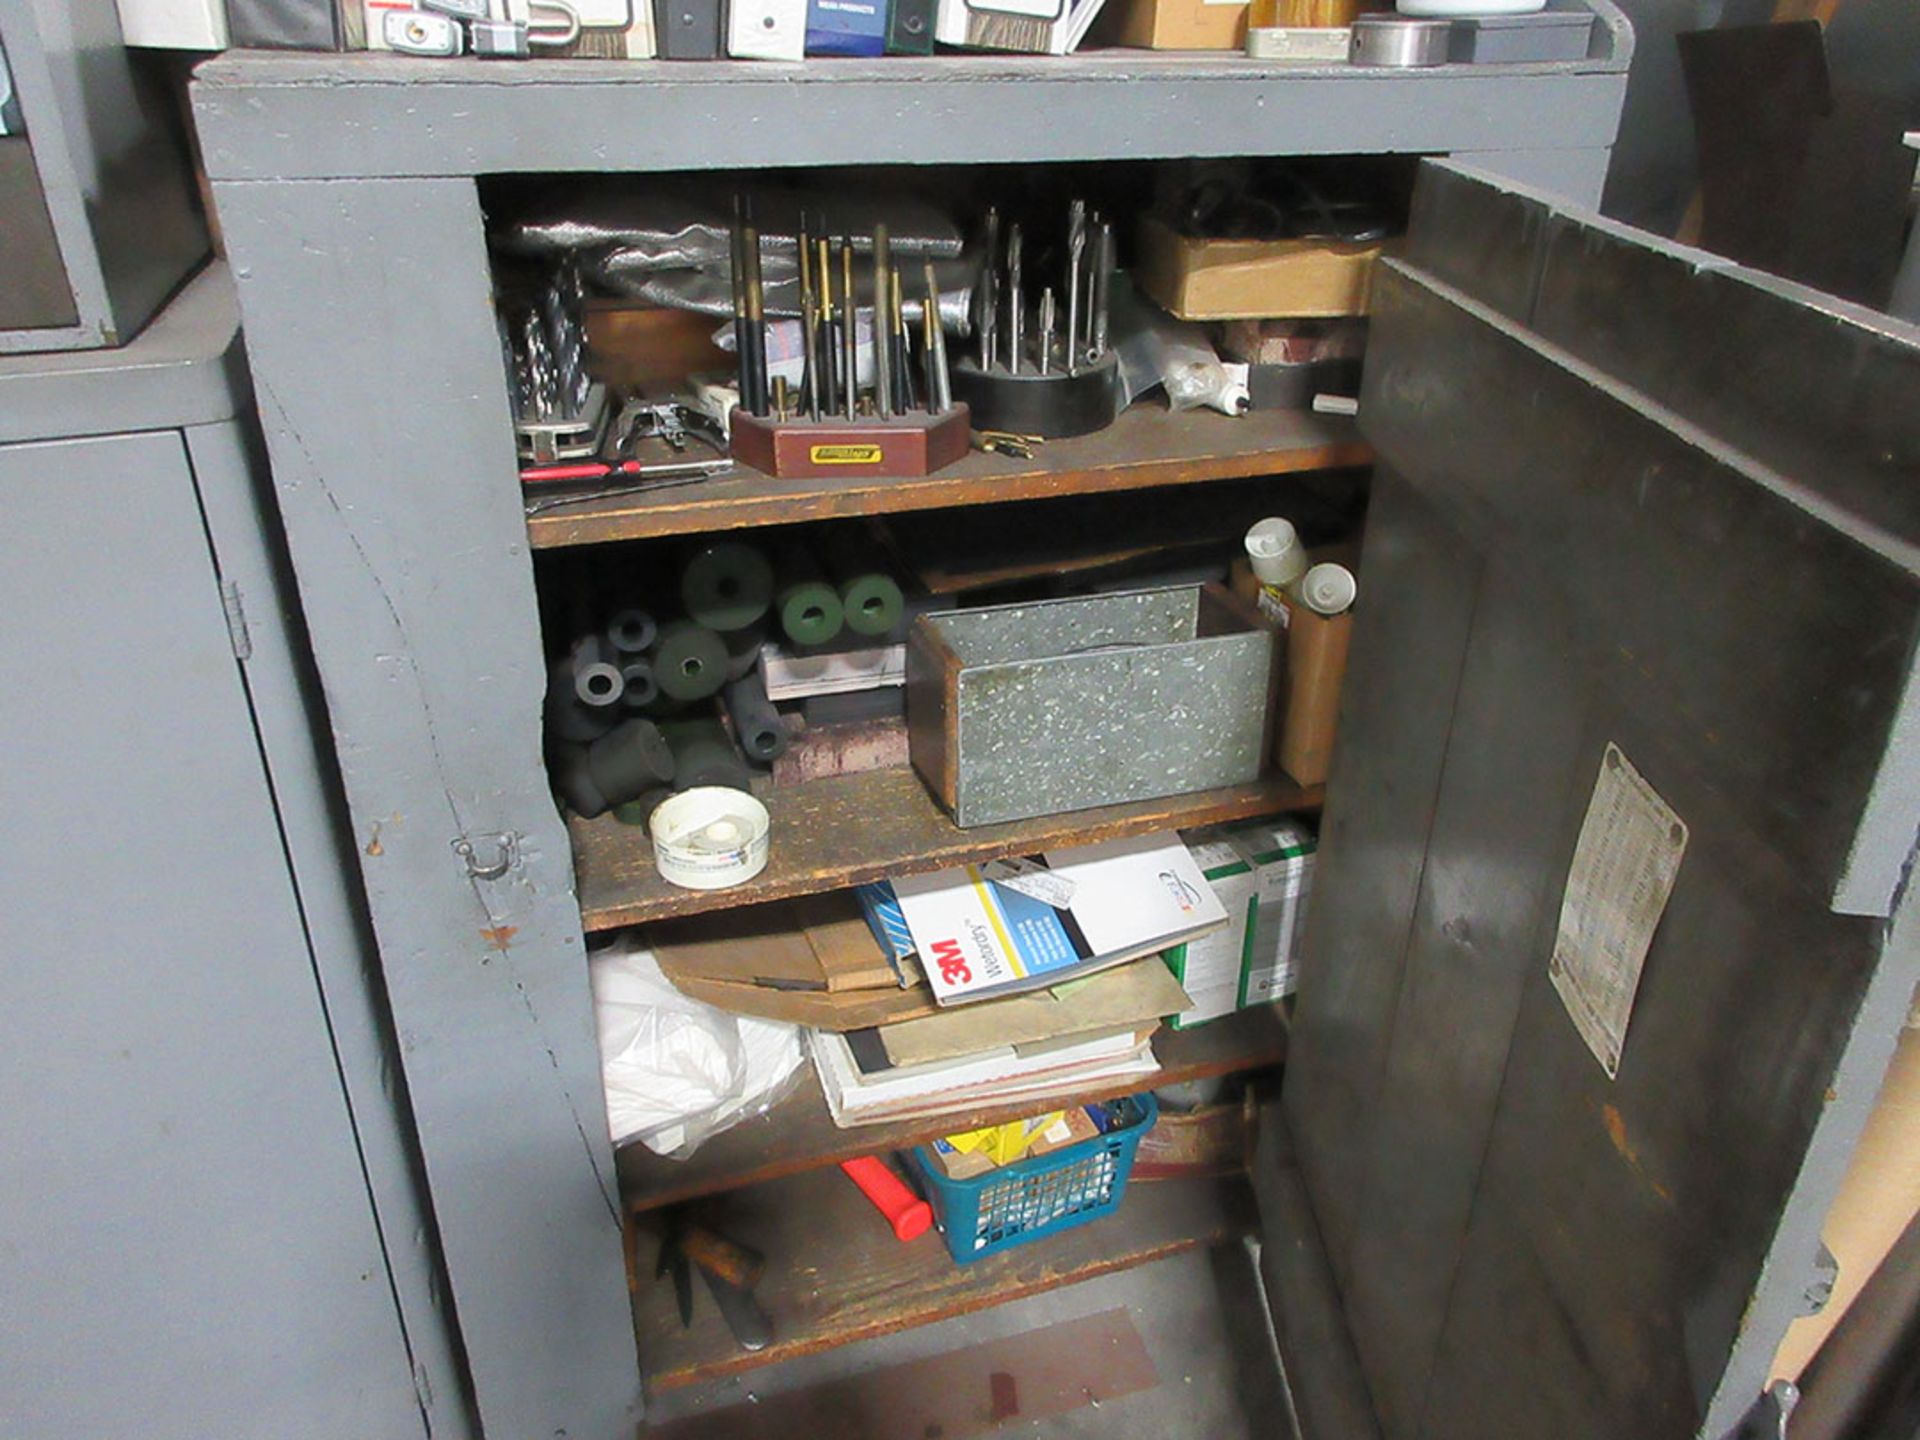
left=0, top=262, right=244, bottom=441
left=209, top=172, right=640, bottom=1440
left=184, top=417, right=474, bottom=1438
left=0, top=430, right=424, bottom=1440
left=190, top=49, right=1628, bottom=183
left=1282, top=469, right=1482, bottom=1286
left=1338, top=556, right=1594, bottom=1438
left=0, top=0, right=207, bottom=350
left=1289, top=169, right=1920, bottom=1440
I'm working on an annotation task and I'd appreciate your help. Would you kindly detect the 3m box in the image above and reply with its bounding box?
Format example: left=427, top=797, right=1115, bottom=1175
left=1227, top=819, right=1317, bottom=1003
left=1161, top=829, right=1259, bottom=1029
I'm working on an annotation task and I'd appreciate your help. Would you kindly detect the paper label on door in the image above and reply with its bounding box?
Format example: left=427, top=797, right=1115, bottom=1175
left=1550, top=744, right=1688, bottom=1079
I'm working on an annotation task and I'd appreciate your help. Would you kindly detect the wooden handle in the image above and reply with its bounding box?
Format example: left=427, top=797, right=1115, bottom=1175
left=679, top=1224, right=765, bottom=1290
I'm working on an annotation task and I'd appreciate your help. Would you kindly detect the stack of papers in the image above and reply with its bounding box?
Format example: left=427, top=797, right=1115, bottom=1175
left=650, top=832, right=1227, bottom=1130
left=813, top=1024, right=1160, bottom=1128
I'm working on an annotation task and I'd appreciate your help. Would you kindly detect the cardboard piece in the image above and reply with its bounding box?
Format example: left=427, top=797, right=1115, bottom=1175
left=661, top=968, right=941, bottom=1030
left=800, top=901, right=910, bottom=992
left=1135, top=215, right=1391, bottom=322
left=1101, top=0, right=1248, bottom=50
left=651, top=892, right=936, bottom=1029
left=878, top=956, right=1189, bottom=1066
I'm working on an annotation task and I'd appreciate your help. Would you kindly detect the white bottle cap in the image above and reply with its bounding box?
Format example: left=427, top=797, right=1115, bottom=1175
left=1296, top=562, right=1358, bottom=617
left=1244, top=518, right=1308, bottom=589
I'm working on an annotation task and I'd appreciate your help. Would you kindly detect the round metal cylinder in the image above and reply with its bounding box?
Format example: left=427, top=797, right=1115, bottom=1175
left=1348, top=13, right=1449, bottom=65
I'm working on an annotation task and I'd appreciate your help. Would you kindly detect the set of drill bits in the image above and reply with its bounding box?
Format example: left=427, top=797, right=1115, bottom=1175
left=728, top=202, right=969, bottom=478
left=973, top=200, right=1114, bottom=378
left=504, top=261, right=611, bottom=464
left=951, top=199, right=1123, bottom=440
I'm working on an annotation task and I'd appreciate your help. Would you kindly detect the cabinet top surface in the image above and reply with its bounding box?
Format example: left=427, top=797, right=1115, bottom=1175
left=191, top=24, right=1631, bottom=182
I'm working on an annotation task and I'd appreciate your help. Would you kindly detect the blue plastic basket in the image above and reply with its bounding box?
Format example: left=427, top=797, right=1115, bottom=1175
left=909, top=1093, right=1159, bottom=1265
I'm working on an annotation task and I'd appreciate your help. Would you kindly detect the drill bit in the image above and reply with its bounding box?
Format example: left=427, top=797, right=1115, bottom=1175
left=840, top=240, right=858, bottom=421
left=797, top=213, right=817, bottom=420
left=1007, top=224, right=1023, bottom=376
left=1091, top=220, right=1113, bottom=363
left=980, top=207, right=1000, bottom=372
left=1039, top=286, right=1055, bottom=376
left=728, top=204, right=752, bottom=413
left=923, top=261, right=951, bottom=413
left=892, top=267, right=915, bottom=413
left=816, top=236, right=836, bottom=416
left=871, top=224, right=893, bottom=421
left=1066, top=218, right=1085, bottom=377
left=743, top=223, right=770, bottom=417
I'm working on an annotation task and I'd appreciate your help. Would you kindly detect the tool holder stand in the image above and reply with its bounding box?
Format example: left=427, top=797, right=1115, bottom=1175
left=729, top=406, right=972, bottom=479
left=949, top=353, right=1121, bottom=439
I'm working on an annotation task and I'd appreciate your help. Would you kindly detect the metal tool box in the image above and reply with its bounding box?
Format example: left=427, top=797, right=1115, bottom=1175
left=906, top=584, right=1277, bottom=827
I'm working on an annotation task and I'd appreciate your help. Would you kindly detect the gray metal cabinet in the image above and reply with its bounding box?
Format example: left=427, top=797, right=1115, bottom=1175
left=0, top=0, right=207, bottom=349
left=182, top=37, right=1920, bottom=1438
left=0, top=266, right=463, bottom=1440
left=189, top=44, right=1637, bottom=1440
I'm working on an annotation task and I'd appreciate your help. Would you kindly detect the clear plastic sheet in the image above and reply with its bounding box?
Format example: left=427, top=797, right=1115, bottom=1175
left=589, top=933, right=806, bottom=1160
left=497, top=179, right=974, bottom=326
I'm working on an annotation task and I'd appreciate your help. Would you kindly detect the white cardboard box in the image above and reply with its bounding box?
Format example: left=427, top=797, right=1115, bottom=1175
left=1227, top=818, right=1317, bottom=1003
left=1162, top=829, right=1259, bottom=1029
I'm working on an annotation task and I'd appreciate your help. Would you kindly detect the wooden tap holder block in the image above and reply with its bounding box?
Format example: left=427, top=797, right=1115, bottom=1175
left=730, top=406, right=972, bottom=480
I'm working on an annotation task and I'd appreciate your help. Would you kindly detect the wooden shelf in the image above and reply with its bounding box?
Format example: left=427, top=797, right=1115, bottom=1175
left=618, top=1005, right=1288, bottom=1213
left=574, top=766, right=1322, bottom=931
left=630, top=1162, right=1258, bottom=1391
left=526, top=404, right=1371, bottom=548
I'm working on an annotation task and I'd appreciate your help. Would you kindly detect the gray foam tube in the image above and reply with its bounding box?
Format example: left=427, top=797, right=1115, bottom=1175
left=723, top=624, right=766, bottom=682
left=661, top=718, right=755, bottom=792
left=723, top=668, right=789, bottom=763
left=653, top=621, right=729, bottom=701
left=682, top=541, right=775, bottom=633
left=572, top=634, right=626, bottom=708
left=606, top=608, right=658, bottom=655
left=546, top=657, right=620, bottom=744
left=621, top=659, right=659, bottom=710
left=551, top=718, right=677, bottom=818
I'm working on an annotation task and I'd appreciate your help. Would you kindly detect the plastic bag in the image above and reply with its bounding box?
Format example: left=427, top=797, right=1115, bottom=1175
left=1110, top=274, right=1251, bottom=416
left=589, top=934, right=805, bottom=1160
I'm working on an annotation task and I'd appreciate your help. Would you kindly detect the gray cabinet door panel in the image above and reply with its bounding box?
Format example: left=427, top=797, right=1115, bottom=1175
left=0, top=431, right=425, bottom=1440
left=1288, top=163, right=1920, bottom=1440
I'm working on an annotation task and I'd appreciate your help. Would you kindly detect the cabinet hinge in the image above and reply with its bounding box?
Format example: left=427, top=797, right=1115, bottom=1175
left=220, top=579, right=254, bottom=661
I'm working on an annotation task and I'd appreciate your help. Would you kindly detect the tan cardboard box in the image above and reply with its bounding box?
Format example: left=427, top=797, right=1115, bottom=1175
left=1103, top=0, right=1250, bottom=50
left=1136, top=214, right=1393, bottom=321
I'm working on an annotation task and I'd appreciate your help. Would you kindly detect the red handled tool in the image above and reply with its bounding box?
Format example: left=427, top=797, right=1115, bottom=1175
left=839, top=1156, right=933, bottom=1241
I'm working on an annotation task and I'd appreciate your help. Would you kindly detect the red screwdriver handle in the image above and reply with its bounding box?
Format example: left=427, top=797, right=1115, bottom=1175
left=839, top=1156, right=933, bottom=1241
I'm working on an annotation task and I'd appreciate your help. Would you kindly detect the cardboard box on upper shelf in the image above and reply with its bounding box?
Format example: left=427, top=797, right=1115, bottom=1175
left=1098, top=0, right=1249, bottom=51
left=1135, top=214, right=1395, bottom=322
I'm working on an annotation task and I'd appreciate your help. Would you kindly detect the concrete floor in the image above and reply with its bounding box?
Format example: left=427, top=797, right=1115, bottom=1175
left=645, top=1240, right=1303, bottom=1440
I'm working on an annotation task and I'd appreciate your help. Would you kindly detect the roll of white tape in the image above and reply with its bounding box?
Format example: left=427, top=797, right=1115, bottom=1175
left=649, top=787, right=771, bottom=891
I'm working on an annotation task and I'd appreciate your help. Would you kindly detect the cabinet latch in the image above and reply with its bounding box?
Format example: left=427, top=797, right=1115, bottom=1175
left=453, top=832, right=518, bottom=881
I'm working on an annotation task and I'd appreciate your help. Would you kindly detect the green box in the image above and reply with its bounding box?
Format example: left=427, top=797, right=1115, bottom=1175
left=1162, top=829, right=1259, bottom=1029
left=1225, top=819, right=1318, bottom=1004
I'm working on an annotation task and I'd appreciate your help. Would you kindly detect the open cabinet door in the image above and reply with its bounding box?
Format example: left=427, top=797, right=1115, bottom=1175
left=1280, top=162, right=1920, bottom=1440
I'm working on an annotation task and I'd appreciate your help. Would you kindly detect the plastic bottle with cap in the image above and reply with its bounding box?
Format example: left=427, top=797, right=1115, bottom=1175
left=1294, top=561, right=1358, bottom=617
left=1244, top=518, right=1309, bottom=628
